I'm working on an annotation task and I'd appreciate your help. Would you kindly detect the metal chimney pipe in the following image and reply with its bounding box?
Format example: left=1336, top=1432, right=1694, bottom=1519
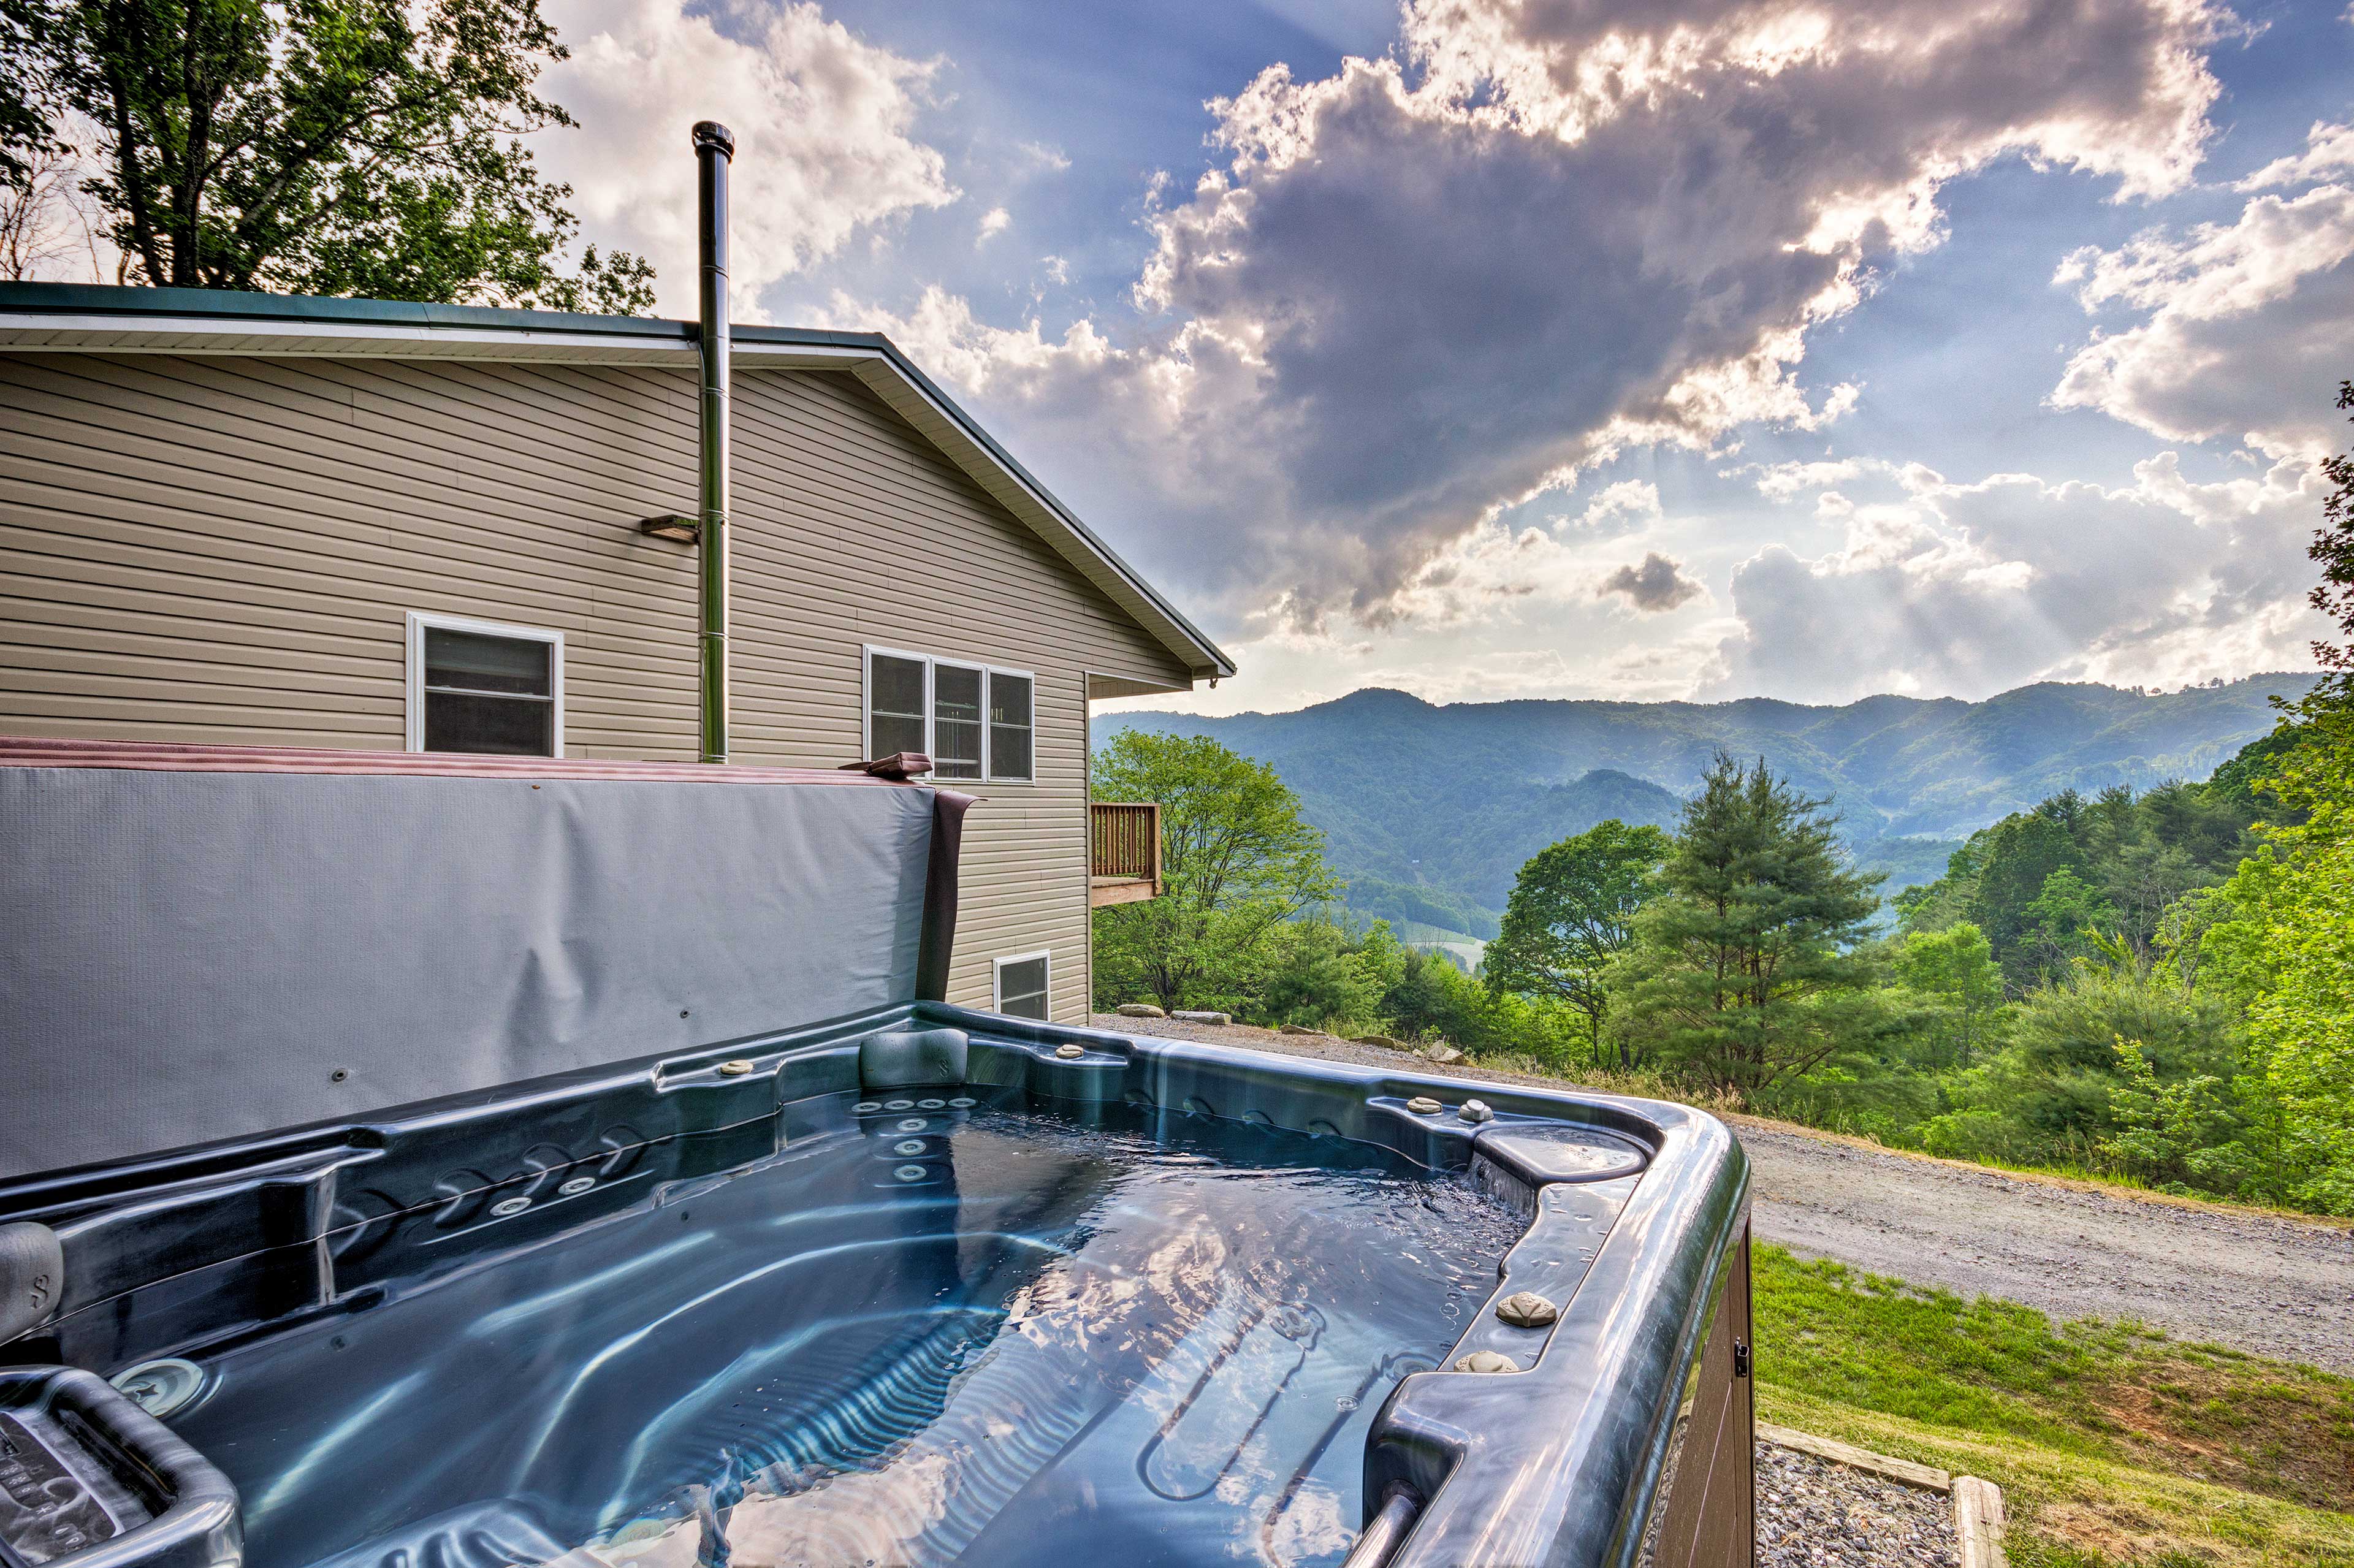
left=692, top=120, right=734, bottom=764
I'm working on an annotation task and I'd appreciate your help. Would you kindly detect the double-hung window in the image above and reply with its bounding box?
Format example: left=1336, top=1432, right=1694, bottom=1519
left=406, top=612, right=563, bottom=756
left=992, top=951, right=1051, bottom=1019
left=864, top=647, right=1034, bottom=782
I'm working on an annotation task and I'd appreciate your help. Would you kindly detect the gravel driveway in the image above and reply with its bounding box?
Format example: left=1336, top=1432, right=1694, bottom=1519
left=1089, top=1014, right=2354, bottom=1372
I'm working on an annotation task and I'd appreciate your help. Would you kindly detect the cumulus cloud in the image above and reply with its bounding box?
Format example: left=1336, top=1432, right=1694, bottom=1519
left=1570, top=480, right=1665, bottom=535
left=1714, top=453, right=2329, bottom=702
left=1733, top=456, right=1948, bottom=499
left=535, top=0, right=956, bottom=318
left=2236, top=120, right=2354, bottom=190
left=848, top=0, right=2233, bottom=630
left=1600, top=553, right=1708, bottom=612
left=977, top=207, right=1011, bottom=247
left=2053, top=120, right=2354, bottom=460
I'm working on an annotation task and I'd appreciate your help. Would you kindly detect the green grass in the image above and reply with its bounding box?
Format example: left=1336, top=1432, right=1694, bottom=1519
left=1753, top=1244, right=2354, bottom=1564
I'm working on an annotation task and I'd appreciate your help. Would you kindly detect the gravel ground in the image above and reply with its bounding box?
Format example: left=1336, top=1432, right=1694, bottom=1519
left=1756, top=1443, right=1957, bottom=1567
left=1089, top=1014, right=2354, bottom=1372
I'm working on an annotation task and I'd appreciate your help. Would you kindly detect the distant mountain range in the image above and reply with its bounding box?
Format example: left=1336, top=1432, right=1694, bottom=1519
left=1095, top=675, right=2318, bottom=943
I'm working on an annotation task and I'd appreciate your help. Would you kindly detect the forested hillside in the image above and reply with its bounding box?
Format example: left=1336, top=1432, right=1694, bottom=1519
left=1098, top=677, right=2315, bottom=937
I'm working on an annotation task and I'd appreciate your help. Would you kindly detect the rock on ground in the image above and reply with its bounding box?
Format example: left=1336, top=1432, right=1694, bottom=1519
left=1088, top=1013, right=2354, bottom=1372
left=1756, top=1443, right=1957, bottom=1567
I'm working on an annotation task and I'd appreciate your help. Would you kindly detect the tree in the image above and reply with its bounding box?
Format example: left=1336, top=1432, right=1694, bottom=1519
left=2182, top=382, right=2354, bottom=1212
left=2207, top=726, right=2310, bottom=826
left=2, top=0, right=59, bottom=190
left=1090, top=733, right=1341, bottom=1014
left=2098, top=1035, right=2247, bottom=1193
left=2312, top=379, right=2354, bottom=698
left=8, top=0, right=652, bottom=306
left=1887, top=922, right=2007, bottom=1070
left=2199, top=702, right=2354, bottom=1212
left=1997, top=942, right=2240, bottom=1148
left=1967, top=802, right=2090, bottom=985
left=2019, top=867, right=2117, bottom=976
left=1, top=139, right=104, bottom=279
left=1485, top=819, right=1668, bottom=1066
left=1612, top=752, right=1884, bottom=1097
left=1259, top=917, right=1399, bottom=1030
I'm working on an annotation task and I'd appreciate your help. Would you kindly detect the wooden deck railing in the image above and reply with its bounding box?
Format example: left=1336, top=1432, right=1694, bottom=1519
left=1089, top=801, right=1161, bottom=907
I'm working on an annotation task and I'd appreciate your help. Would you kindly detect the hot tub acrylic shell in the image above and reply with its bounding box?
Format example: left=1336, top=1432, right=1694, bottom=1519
left=0, top=1005, right=1753, bottom=1568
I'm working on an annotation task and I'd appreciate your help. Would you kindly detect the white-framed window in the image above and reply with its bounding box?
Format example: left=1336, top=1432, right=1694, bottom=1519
left=992, top=950, right=1051, bottom=1020
left=863, top=646, right=1035, bottom=783
left=406, top=611, right=563, bottom=757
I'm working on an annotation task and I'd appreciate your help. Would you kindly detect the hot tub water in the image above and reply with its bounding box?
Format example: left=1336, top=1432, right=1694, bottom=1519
left=166, top=1093, right=1528, bottom=1568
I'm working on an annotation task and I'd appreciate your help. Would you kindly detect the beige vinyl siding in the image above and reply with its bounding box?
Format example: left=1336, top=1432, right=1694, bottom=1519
left=0, top=351, right=1192, bottom=1021
left=0, top=352, right=704, bottom=751
left=723, top=368, right=1186, bottom=1018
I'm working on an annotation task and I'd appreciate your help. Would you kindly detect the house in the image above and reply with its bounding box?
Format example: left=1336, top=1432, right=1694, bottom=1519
left=0, top=282, right=1231, bottom=1022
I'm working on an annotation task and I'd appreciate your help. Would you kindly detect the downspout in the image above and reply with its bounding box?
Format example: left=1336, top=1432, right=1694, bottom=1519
left=693, top=120, right=734, bottom=764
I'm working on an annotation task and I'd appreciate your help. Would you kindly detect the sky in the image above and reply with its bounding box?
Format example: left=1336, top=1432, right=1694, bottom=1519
left=519, top=0, right=2354, bottom=715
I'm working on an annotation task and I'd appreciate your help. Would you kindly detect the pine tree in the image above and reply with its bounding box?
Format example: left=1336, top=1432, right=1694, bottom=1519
left=1614, top=752, right=1883, bottom=1097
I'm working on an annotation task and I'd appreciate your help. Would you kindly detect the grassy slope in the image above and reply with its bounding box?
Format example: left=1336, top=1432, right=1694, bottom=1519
left=1753, top=1245, right=2354, bottom=1565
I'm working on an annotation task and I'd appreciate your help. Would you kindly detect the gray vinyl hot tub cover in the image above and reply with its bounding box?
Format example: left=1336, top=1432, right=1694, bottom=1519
left=0, top=740, right=961, bottom=1177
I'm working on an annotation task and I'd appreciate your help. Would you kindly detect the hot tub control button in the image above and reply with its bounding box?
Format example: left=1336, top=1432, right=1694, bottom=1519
left=716, top=1059, right=755, bottom=1077
left=1458, top=1099, right=1495, bottom=1124
left=1495, top=1291, right=1558, bottom=1328
left=1453, top=1350, right=1518, bottom=1374
left=1054, top=1044, right=1086, bottom=1060
left=1405, top=1097, right=1442, bottom=1115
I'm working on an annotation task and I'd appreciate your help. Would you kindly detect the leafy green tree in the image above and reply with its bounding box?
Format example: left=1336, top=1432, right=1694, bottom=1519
left=1259, top=917, right=1398, bottom=1030
left=1887, top=922, right=2008, bottom=1070
left=2019, top=867, right=2117, bottom=976
left=1090, top=733, right=1341, bottom=1014
left=1612, top=753, right=1884, bottom=1097
left=2179, top=382, right=2354, bottom=1212
left=1381, top=943, right=1581, bottom=1064
left=2198, top=711, right=2354, bottom=1213
left=9, top=0, right=652, bottom=306
left=2098, top=1035, right=2249, bottom=1193
left=1967, top=803, right=2090, bottom=984
left=1485, top=819, right=1669, bottom=1066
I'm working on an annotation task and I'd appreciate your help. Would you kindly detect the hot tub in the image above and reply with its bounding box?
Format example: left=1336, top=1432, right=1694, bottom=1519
left=0, top=742, right=1753, bottom=1568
